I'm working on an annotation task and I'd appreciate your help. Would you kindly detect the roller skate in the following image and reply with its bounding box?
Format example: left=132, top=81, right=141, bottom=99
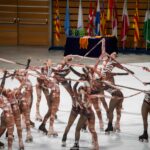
left=139, top=131, right=149, bottom=142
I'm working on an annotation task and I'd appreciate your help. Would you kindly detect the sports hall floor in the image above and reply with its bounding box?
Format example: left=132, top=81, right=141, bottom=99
left=0, top=46, right=150, bottom=69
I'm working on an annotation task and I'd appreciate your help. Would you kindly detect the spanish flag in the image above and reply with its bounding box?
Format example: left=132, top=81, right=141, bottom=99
left=107, top=0, right=114, bottom=21
left=133, top=0, right=140, bottom=48
left=55, top=0, right=61, bottom=41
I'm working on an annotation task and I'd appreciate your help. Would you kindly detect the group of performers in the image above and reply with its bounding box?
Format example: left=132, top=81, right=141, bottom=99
left=0, top=49, right=150, bottom=150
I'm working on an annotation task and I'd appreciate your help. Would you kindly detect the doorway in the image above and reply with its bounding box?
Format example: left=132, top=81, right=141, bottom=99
left=0, top=0, right=50, bottom=46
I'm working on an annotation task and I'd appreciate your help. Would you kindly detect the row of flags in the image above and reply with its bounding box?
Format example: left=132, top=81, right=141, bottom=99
left=55, top=0, right=150, bottom=49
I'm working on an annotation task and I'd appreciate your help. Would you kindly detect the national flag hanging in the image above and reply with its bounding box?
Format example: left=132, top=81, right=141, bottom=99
left=64, top=0, right=70, bottom=36
left=143, top=10, right=150, bottom=48
left=77, top=0, right=85, bottom=36
left=120, top=0, right=130, bottom=49
left=133, top=0, right=140, bottom=48
left=107, top=0, right=114, bottom=21
left=112, top=0, right=118, bottom=37
left=77, top=0, right=84, bottom=29
left=95, top=0, right=100, bottom=35
left=92, top=0, right=97, bottom=35
left=55, top=0, right=61, bottom=41
left=100, top=0, right=106, bottom=36
left=87, top=1, right=94, bottom=36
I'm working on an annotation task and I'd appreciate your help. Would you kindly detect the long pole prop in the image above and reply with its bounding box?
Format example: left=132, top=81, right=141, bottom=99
left=83, top=37, right=103, bottom=57
left=0, top=58, right=31, bottom=68
left=106, top=53, right=145, bottom=85
left=115, top=84, right=148, bottom=93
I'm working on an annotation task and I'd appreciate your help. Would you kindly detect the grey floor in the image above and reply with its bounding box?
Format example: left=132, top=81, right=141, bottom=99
left=0, top=46, right=150, bottom=69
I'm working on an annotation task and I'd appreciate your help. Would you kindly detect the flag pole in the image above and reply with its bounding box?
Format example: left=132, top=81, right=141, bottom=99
left=112, top=0, right=113, bottom=36
left=146, top=0, right=150, bottom=50
left=123, top=0, right=126, bottom=50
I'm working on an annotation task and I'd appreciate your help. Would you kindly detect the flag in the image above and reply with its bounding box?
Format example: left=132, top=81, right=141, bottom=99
left=100, top=0, right=106, bottom=35
left=133, top=0, right=140, bottom=48
left=112, top=0, right=118, bottom=37
left=54, top=0, right=61, bottom=41
left=92, top=0, right=97, bottom=35
left=87, top=1, right=94, bottom=36
left=107, top=0, right=114, bottom=21
left=143, top=10, right=150, bottom=48
left=120, top=0, right=130, bottom=49
left=64, top=0, right=70, bottom=36
left=77, top=0, right=84, bottom=29
left=95, top=0, right=100, bottom=35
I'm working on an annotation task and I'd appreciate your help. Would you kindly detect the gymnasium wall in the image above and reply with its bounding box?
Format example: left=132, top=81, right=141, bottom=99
left=52, top=0, right=149, bottom=49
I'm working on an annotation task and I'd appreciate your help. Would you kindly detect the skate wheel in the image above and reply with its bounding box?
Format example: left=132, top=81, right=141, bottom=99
left=35, top=118, right=42, bottom=122
left=105, top=131, right=110, bottom=135
left=52, top=133, right=58, bottom=137
left=19, top=146, right=24, bottom=150
left=38, top=130, right=47, bottom=135
left=100, top=128, right=104, bottom=131
left=25, top=138, right=33, bottom=143
left=61, top=142, right=66, bottom=147
left=0, top=145, right=4, bottom=149
left=144, top=139, right=149, bottom=143
left=139, top=139, right=144, bottom=142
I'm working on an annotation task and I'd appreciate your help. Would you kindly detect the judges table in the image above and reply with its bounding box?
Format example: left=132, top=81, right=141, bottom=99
left=64, top=36, right=118, bottom=57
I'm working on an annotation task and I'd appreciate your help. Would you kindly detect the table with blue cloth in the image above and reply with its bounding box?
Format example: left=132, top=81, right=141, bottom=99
left=64, top=36, right=118, bottom=57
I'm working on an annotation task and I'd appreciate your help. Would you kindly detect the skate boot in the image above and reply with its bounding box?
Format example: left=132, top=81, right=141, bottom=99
left=30, top=120, right=35, bottom=128
left=35, top=113, right=42, bottom=122
left=0, top=141, right=4, bottom=149
left=25, top=134, right=33, bottom=143
left=70, top=142, right=79, bottom=150
left=19, top=141, right=24, bottom=150
left=61, top=140, right=66, bottom=147
left=47, top=126, right=58, bottom=137
left=38, top=123, right=48, bottom=135
left=105, top=122, right=113, bottom=134
left=114, top=122, right=120, bottom=132
left=61, top=134, right=67, bottom=147
left=91, top=141, right=99, bottom=150
left=139, top=131, right=149, bottom=142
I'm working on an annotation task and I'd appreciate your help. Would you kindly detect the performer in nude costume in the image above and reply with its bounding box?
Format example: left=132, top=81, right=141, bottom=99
left=70, top=82, right=99, bottom=150
left=14, top=70, right=34, bottom=127
left=38, top=57, right=72, bottom=135
left=70, top=66, right=107, bottom=130
left=139, top=83, right=150, bottom=142
left=0, top=72, right=14, bottom=150
left=100, top=52, right=133, bottom=133
left=38, top=76, right=60, bottom=136
left=0, top=72, right=24, bottom=150
left=34, top=59, right=53, bottom=121
left=0, top=95, right=14, bottom=150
